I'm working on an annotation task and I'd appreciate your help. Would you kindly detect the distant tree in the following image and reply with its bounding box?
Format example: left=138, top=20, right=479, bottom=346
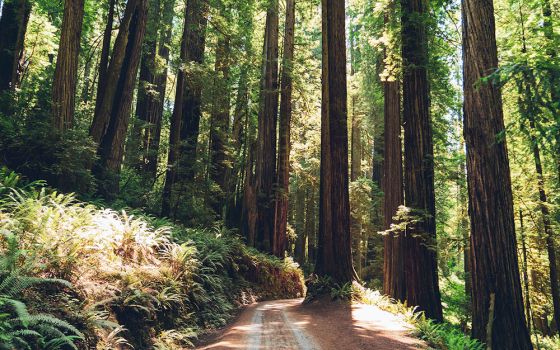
left=52, top=0, right=85, bottom=131
left=255, top=0, right=279, bottom=252
left=273, top=0, right=295, bottom=257
left=134, top=0, right=175, bottom=179
left=161, top=0, right=208, bottom=217
left=462, top=0, right=533, bottom=346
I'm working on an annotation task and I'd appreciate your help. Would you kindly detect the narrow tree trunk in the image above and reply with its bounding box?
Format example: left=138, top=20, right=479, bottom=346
left=382, top=76, right=405, bottom=301
left=52, top=0, right=85, bottom=131
left=161, top=0, right=208, bottom=217
left=314, top=0, right=354, bottom=284
left=306, top=187, right=316, bottom=264
left=0, top=0, right=31, bottom=93
left=255, top=0, right=279, bottom=252
left=242, top=140, right=258, bottom=246
left=209, top=36, right=231, bottom=212
left=177, top=0, right=208, bottom=183
left=462, top=0, right=533, bottom=345
left=294, top=184, right=306, bottom=264
left=272, top=0, right=295, bottom=257
left=401, top=0, right=442, bottom=321
left=350, top=109, right=362, bottom=277
left=519, top=210, right=533, bottom=334
left=94, top=0, right=116, bottom=119
left=92, top=0, right=149, bottom=197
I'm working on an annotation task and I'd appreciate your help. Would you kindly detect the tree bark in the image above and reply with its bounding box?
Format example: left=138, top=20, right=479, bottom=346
left=272, top=0, right=295, bottom=257
left=462, top=0, right=533, bottom=345
left=0, top=0, right=31, bottom=93
left=134, top=0, right=175, bottom=179
left=382, top=73, right=405, bottom=301
left=401, top=0, right=442, bottom=321
left=94, top=0, right=116, bottom=120
left=314, top=0, right=354, bottom=284
left=209, top=36, right=231, bottom=212
left=52, top=0, right=85, bottom=131
left=161, top=0, right=208, bottom=217
left=255, top=0, right=279, bottom=252
left=92, top=0, right=149, bottom=197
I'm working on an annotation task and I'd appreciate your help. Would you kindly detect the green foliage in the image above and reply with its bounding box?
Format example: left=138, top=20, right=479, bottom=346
left=414, top=318, right=484, bottom=350
left=0, top=171, right=305, bottom=348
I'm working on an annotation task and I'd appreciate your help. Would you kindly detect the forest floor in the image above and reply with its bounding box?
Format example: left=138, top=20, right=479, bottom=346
left=197, top=298, right=426, bottom=349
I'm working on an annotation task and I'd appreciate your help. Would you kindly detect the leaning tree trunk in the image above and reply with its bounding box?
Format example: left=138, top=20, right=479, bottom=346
left=314, top=0, right=354, bottom=284
left=0, top=0, right=31, bottom=93
left=52, top=0, right=85, bottom=131
left=255, top=0, right=279, bottom=252
left=462, top=0, right=533, bottom=346
left=92, top=0, right=148, bottom=198
left=401, top=0, right=442, bottom=321
left=273, top=0, right=295, bottom=257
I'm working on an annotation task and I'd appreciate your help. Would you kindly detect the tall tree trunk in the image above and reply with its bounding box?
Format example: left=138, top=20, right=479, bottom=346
left=52, top=0, right=85, bottom=131
left=518, top=70, right=560, bottom=334
left=161, top=0, right=208, bottom=217
left=255, top=0, right=279, bottom=252
left=294, top=184, right=306, bottom=264
left=382, top=73, right=405, bottom=301
left=519, top=210, right=533, bottom=335
left=306, top=186, right=317, bottom=264
left=0, top=0, right=31, bottom=93
left=94, top=0, right=116, bottom=120
left=350, top=108, right=362, bottom=277
left=135, top=0, right=175, bottom=179
left=401, top=0, right=442, bottom=321
left=176, top=0, right=208, bottom=188
left=462, top=0, right=533, bottom=346
left=209, top=36, right=231, bottom=213
left=273, top=0, right=295, bottom=257
left=314, top=0, right=354, bottom=284
left=92, top=0, right=149, bottom=197
left=242, top=140, right=258, bottom=246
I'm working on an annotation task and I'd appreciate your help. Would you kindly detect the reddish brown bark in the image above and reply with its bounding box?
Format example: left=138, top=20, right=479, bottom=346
left=255, top=0, right=279, bottom=252
left=401, top=0, right=442, bottom=321
left=52, top=0, right=85, bottom=131
left=462, top=0, right=533, bottom=346
left=272, top=0, right=295, bottom=257
left=382, top=76, right=405, bottom=301
left=314, top=0, right=354, bottom=284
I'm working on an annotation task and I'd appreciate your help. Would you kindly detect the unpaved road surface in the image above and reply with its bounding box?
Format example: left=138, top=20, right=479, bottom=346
left=198, top=299, right=426, bottom=350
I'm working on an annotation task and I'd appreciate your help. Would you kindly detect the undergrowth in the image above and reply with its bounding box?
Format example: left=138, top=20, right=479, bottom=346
left=0, top=168, right=304, bottom=349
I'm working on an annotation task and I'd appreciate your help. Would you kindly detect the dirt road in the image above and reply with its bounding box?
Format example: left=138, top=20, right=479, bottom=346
left=198, top=299, right=426, bottom=350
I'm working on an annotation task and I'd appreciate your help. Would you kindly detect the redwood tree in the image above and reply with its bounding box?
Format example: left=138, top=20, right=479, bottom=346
left=314, top=0, right=354, bottom=284
left=462, top=0, right=533, bottom=346
left=255, top=0, right=279, bottom=251
left=161, top=0, right=208, bottom=217
left=382, top=56, right=405, bottom=301
left=273, top=0, right=295, bottom=257
left=90, top=0, right=148, bottom=197
left=134, top=0, right=175, bottom=179
left=52, top=0, right=85, bottom=131
left=401, top=0, right=442, bottom=321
